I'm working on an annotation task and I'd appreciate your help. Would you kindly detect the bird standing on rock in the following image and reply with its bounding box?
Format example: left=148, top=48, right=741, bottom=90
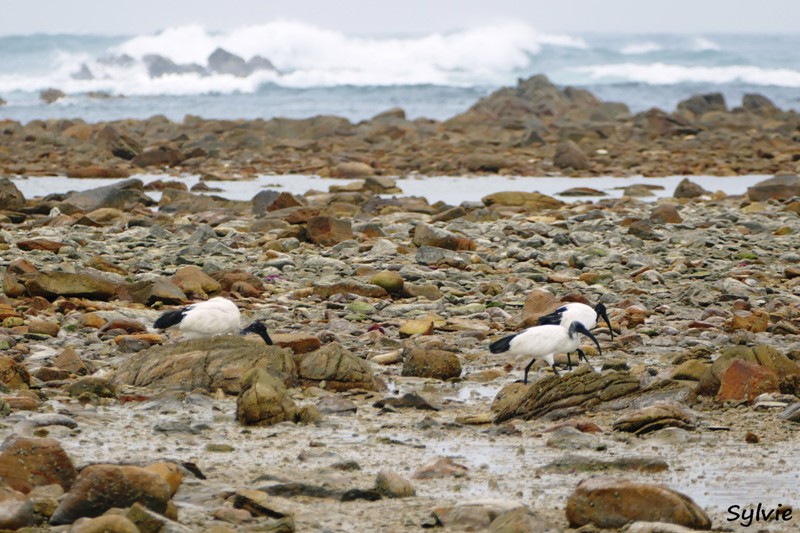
left=489, top=322, right=602, bottom=384
left=153, top=296, right=273, bottom=344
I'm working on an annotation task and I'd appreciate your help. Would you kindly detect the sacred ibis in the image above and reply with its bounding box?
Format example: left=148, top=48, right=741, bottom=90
left=489, top=321, right=602, bottom=384
left=538, top=302, right=614, bottom=366
left=153, top=297, right=273, bottom=344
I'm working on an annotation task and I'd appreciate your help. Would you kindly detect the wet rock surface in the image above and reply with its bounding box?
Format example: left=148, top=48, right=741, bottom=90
left=0, top=76, right=799, bottom=531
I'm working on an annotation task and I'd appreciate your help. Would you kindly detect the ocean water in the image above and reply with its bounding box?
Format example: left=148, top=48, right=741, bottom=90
left=0, top=23, right=799, bottom=123
left=11, top=174, right=767, bottom=205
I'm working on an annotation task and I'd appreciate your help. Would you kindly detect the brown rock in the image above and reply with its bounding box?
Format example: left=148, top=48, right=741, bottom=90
left=66, top=166, right=130, bottom=179
left=650, top=203, right=683, bottom=224
left=331, top=161, right=374, bottom=178
left=78, top=312, right=107, bottom=329
left=482, top=191, right=565, bottom=211
left=70, top=514, right=141, bottom=533
left=566, top=477, right=711, bottom=529
left=729, top=310, right=769, bottom=333
left=412, top=457, right=468, bottom=479
left=494, top=368, right=640, bottom=422
left=272, top=333, right=321, bottom=354
left=125, top=279, right=187, bottom=305
left=144, top=463, right=182, bottom=498
left=111, top=336, right=297, bottom=394
left=16, top=239, right=68, bottom=252
left=519, top=289, right=561, bottom=328
left=612, top=403, right=695, bottom=435
left=236, top=368, right=298, bottom=426
left=554, top=140, right=590, bottom=170
left=401, top=349, right=461, bottom=380
left=171, top=266, right=221, bottom=299
left=413, top=223, right=476, bottom=251
left=370, top=271, right=404, bottom=294
left=25, top=271, right=116, bottom=301
left=53, top=346, right=93, bottom=375
left=489, top=507, right=561, bottom=533
left=313, top=280, right=389, bottom=299
left=0, top=486, right=35, bottom=530
left=0, top=177, right=26, bottom=211
left=673, top=178, right=710, bottom=199
left=0, top=436, right=77, bottom=493
left=717, top=359, right=779, bottom=403
left=298, top=342, right=380, bottom=391
left=28, top=319, right=60, bottom=337
left=375, top=471, right=416, bottom=498
left=306, top=216, right=353, bottom=246
left=131, top=146, right=184, bottom=168
left=747, top=174, right=800, bottom=201
left=50, top=464, right=171, bottom=525
left=0, top=356, right=31, bottom=389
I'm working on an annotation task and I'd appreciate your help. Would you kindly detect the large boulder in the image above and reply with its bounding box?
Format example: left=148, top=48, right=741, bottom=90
left=24, top=271, right=116, bottom=301
left=0, top=177, right=25, bottom=211
left=482, top=191, right=564, bottom=211
left=412, top=223, right=476, bottom=251
left=747, top=174, right=800, bottom=201
left=50, top=464, right=171, bottom=525
left=0, top=436, right=77, bottom=493
left=63, top=178, right=153, bottom=212
left=208, top=48, right=250, bottom=77
left=236, top=368, right=298, bottom=426
left=566, top=478, right=711, bottom=530
left=298, top=342, right=380, bottom=391
left=401, top=349, right=462, bottom=381
left=111, top=336, right=297, bottom=394
left=519, top=289, right=561, bottom=328
left=494, top=367, right=640, bottom=422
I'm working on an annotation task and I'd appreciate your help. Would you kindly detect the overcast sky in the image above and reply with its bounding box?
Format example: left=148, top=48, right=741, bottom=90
left=3, top=0, right=798, bottom=36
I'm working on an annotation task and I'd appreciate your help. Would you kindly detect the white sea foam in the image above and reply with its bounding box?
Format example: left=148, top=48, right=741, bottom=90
left=690, top=36, right=721, bottom=51
left=0, top=21, right=589, bottom=95
left=576, top=62, right=800, bottom=87
left=621, top=42, right=662, bottom=55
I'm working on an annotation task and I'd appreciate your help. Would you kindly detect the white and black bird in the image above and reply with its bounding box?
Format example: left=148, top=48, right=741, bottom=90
left=538, top=302, right=614, bottom=365
left=153, top=297, right=273, bottom=344
left=489, top=322, right=602, bottom=384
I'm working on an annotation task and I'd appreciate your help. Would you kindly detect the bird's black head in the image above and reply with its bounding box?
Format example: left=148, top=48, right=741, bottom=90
left=571, top=321, right=602, bottom=357
left=594, top=303, right=614, bottom=340
left=241, top=321, right=273, bottom=345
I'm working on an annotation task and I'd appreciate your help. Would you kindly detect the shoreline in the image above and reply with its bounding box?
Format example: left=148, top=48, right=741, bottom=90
left=2, top=74, right=799, bottom=181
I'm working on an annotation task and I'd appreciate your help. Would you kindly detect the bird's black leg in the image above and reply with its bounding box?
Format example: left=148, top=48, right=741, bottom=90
left=523, top=358, right=537, bottom=384
left=576, top=348, right=588, bottom=365
left=566, top=352, right=574, bottom=371
left=551, top=362, right=561, bottom=376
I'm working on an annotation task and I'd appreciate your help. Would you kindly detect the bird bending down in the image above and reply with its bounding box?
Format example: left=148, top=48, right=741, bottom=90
left=538, top=302, right=614, bottom=366
left=489, top=322, right=602, bottom=384
left=153, top=297, right=273, bottom=344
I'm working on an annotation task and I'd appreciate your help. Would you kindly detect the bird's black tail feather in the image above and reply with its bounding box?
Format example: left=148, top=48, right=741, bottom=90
left=489, top=334, right=516, bottom=354
left=537, top=307, right=566, bottom=326
left=153, top=309, right=186, bottom=330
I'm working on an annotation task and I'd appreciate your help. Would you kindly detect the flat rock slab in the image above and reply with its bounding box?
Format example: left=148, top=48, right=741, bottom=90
left=111, top=336, right=297, bottom=394
left=494, top=367, right=640, bottom=423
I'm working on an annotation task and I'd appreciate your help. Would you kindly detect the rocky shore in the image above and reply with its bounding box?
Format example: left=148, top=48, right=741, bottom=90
left=0, top=161, right=799, bottom=532
left=2, top=73, right=800, bottom=532
left=2, top=74, right=800, bottom=180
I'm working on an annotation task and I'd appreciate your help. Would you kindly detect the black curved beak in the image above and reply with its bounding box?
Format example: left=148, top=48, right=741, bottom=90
left=597, top=306, right=614, bottom=341
left=574, top=322, right=602, bottom=357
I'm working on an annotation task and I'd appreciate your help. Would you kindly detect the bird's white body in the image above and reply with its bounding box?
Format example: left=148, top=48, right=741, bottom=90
left=504, top=324, right=581, bottom=368
left=175, top=297, right=241, bottom=339
left=551, top=303, right=598, bottom=329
